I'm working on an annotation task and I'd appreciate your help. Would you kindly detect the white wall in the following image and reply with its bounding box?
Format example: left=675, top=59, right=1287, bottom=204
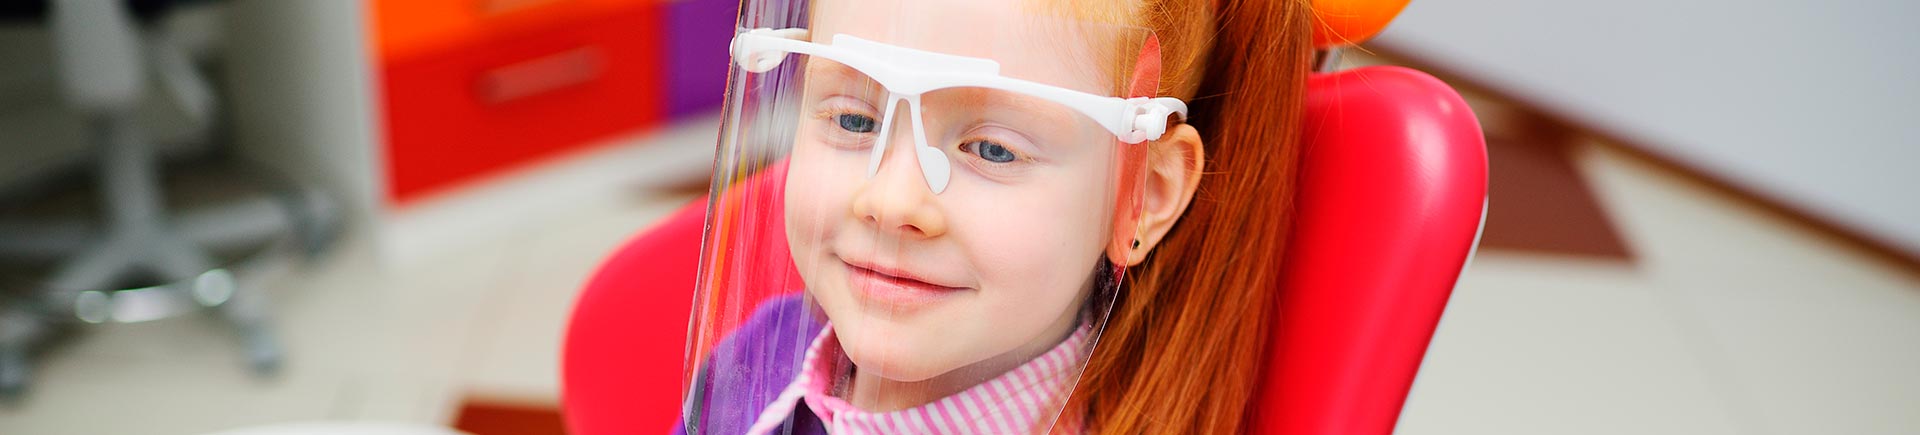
left=224, top=0, right=383, bottom=237
left=1376, top=0, right=1920, bottom=257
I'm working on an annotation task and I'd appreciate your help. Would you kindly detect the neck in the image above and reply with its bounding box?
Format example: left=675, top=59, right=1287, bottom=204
left=846, top=307, right=1082, bottom=412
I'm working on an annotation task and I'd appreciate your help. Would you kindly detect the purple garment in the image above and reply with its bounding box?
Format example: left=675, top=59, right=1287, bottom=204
left=675, top=294, right=828, bottom=435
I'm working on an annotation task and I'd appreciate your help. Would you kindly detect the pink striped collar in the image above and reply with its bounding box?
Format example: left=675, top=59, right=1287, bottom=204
left=745, top=324, right=1091, bottom=435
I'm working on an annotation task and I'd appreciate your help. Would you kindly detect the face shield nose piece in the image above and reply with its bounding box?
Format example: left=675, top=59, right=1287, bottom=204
left=866, top=94, right=954, bottom=194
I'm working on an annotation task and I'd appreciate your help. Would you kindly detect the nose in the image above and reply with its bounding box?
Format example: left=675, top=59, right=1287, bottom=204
left=851, top=101, right=948, bottom=239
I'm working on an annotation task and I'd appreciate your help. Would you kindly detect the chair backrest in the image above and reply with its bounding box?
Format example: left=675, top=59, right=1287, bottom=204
left=559, top=161, right=801, bottom=435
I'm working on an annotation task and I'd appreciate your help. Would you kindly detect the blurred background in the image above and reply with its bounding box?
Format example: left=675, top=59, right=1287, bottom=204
left=0, top=0, right=1914, bottom=434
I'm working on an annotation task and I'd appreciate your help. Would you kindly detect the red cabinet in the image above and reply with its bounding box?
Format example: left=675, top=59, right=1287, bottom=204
left=373, top=0, right=665, bottom=204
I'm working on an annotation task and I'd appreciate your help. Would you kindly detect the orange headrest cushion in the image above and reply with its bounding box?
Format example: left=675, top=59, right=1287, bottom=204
left=1310, top=0, right=1411, bottom=49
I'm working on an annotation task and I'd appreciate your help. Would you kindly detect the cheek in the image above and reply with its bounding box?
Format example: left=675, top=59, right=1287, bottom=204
left=785, top=134, right=866, bottom=243
left=958, top=166, right=1115, bottom=311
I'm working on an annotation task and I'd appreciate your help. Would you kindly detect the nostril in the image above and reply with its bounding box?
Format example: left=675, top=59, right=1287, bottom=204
left=851, top=178, right=943, bottom=238
left=860, top=210, right=926, bottom=237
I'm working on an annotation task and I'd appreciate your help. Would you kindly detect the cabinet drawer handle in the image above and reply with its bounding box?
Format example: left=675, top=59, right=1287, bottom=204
left=477, top=0, right=565, bottom=15
left=476, top=47, right=605, bottom=105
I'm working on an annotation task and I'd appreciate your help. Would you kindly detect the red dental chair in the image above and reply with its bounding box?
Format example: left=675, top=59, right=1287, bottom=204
left=561, top=1, right=1486, bottom=433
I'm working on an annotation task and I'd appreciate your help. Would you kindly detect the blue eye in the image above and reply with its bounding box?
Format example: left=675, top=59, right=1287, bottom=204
left=964, top=140, right=1018, bottom=163
left=836, top=113, right=876, bottom=133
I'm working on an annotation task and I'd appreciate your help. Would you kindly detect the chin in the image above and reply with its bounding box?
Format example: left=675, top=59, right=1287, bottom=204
left=835, top=318, right=958, bottom=382
left=806, top=252, right=977, bottom=382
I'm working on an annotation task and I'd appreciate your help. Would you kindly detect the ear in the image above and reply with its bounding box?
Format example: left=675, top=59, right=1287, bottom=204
left=1114, top=123, right=1204, bottom=266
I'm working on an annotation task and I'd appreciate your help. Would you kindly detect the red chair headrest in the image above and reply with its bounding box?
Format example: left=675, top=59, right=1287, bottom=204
left=1250, top=65, right=1487, bottom=435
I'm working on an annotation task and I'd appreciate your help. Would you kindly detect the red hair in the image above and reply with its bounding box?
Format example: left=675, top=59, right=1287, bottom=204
left=1074, top=0, right=1311, bottom=433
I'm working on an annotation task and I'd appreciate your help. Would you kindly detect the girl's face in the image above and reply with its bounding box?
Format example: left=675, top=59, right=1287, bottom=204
left=784, top=0, right=1131, bottom=383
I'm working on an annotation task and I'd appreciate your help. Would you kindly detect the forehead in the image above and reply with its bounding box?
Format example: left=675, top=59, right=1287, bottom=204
left=808, top=0, right=1137, bottom=96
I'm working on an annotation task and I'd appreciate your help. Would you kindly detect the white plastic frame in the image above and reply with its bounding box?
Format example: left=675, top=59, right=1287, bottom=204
left=731, top=27, right=1190, bottom=194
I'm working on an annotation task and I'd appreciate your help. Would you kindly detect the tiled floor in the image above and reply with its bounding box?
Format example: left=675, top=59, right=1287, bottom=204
left=3, top=123, right=1918, bottom=434
left=0, top=123, right=708, bottom=434
left=1398, top=143, right=1920, bottom=434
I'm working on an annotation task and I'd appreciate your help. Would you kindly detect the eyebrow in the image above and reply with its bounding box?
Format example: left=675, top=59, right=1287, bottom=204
left=804, top=60, right=887, bottom=97
left=949, top=88, right=1079, bottom=130
left=806, top=61, right=1083, bottom=136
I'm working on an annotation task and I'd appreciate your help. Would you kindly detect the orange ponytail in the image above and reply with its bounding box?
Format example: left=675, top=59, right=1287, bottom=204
left=1075, top=0, right=1312, bottom=433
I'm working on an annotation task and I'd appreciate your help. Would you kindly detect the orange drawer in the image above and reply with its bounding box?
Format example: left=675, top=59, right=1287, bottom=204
left=373, top=0, right=653, bottom=61
left=377, top=3, right=665, bottom=204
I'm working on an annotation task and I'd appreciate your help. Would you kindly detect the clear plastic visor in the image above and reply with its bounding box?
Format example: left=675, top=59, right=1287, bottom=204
left=682, top=2, right=1166, bottom=434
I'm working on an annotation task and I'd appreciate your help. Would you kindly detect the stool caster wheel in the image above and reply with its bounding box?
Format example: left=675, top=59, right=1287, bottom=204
left=0, top=343, right=29, bottom=405
left=241, top=326, right=282, bottom=376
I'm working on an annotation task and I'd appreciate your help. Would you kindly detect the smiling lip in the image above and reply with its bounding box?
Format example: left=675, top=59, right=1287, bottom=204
left=841, top=258, right=967, bottom=309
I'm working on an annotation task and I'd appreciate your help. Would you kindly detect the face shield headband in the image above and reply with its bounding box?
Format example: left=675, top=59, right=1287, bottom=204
left=730, top=27, right=1188, bottom=194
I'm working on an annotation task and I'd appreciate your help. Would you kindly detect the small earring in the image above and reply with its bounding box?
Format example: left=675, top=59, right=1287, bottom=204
left=1131, top=239, right=1141, bottom=249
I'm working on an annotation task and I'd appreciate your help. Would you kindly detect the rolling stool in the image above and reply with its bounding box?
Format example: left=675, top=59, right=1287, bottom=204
left=0, top=0, right=338, bottom=400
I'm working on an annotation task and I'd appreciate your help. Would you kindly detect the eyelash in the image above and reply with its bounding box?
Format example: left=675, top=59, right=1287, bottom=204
left=816, top=108, right=871, bottom=125
left=814, top=102, right=1034, bottom=170
left=812, top=105, right=879, bottom=149
left=957, top=138, right=1025, bottom=165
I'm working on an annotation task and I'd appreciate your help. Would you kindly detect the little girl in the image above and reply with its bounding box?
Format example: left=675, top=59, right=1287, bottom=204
left=680, top=0, right=1308, bottom=433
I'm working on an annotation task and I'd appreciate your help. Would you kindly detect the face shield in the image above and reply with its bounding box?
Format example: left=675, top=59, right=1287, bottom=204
left=682, top=1, right=1185, bottom=433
